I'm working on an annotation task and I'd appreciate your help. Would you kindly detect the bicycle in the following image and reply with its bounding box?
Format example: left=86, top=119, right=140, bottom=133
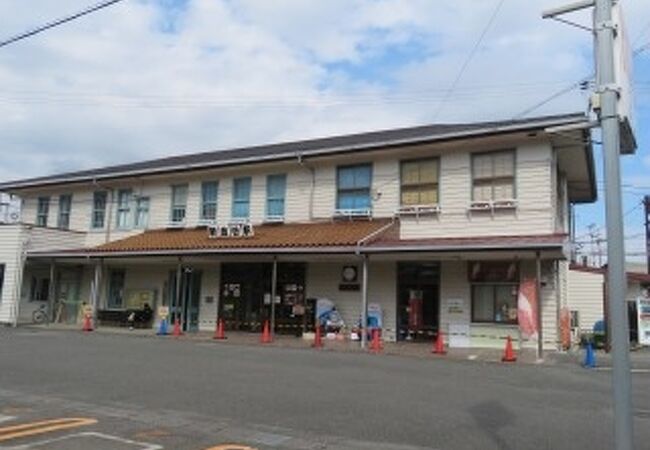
left=32, top=303, right=49, bottom=324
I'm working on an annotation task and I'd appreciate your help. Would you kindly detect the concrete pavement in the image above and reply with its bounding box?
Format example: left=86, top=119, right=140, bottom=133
left=0, top=327, right=649, bottom=449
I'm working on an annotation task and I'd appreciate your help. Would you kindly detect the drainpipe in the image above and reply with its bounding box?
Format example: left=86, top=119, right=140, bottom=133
left=297, top=153, right=316, bottom=221
left=360, top=254, right=369, bottom=349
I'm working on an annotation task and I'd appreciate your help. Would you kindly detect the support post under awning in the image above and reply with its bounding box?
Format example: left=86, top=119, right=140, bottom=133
left=360, top=254, right=369, bottom=349
left=536, top=251, right=543, bottom=360
left=271, top=256, right=278, bottom=338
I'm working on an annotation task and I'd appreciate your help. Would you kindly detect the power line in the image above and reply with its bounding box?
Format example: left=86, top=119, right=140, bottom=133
left=431, top=0, right=507, bottom=120
left=0, top=0, right=125, bottom=49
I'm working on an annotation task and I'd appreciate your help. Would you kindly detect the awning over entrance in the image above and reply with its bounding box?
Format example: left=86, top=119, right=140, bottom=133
left=24, top=219, right=568, bottom=259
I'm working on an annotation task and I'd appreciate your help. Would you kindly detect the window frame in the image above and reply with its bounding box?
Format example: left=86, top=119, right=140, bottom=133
left=200, top=181, right=219, bottom=222
left=57, top=194, right=72, bottom=230
left=336, top=163, right=373, bottom=212
left=265, top=174, right=286, bottom=219
left=134, top=196, right=150, bottom=229
left=170, top=184, right=189, bottom=224
left=29, top=275, right=50, bottom=302
left=399, top=157, right=440, bottom=207
left=470, top=149, right=516, bottom=202
left=106, top=269, right=126, bottom=310
left=470, top=283, right=519, bottom=325
left=116, top=189, right=133, bottom=229
left=36, top=196, right=50, bottom=227
left=91, top=191, right=107, bottom=229
left=232, top=177, right=252, bottom=220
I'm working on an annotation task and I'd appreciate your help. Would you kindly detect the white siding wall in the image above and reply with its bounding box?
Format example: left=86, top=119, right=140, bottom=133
left=306, top=261, right=397, bottom=341
left=567, top=270, right=604, bottom=332
left=15, top=139, right=558, bottom=247
left=401, top=142, right=554, bottom=239
left=0, top=225, right=27, bottom=324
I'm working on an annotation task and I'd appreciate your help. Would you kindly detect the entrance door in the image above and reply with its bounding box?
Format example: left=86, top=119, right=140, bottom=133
left=220, top=263, right=270, bottom=331
left=397, top=262, right=440, bottom=341
left=167, top=268, right=202, bottom=332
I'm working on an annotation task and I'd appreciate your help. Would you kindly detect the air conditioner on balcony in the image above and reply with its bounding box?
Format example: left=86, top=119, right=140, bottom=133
left=218, top=225, right=230, bottom=237
left=229, top=223, right=243, bottom=237
left=208, top=225, right=219, bottom=239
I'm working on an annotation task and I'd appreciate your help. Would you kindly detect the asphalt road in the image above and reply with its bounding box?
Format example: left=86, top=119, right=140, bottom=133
left=0, top=328, right=648, bottom=450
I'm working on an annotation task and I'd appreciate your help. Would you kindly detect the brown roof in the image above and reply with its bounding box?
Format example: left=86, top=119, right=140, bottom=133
left=570, top=264, right=650, bottom=284
left=366, top=233, right=568, bottom=252
left=92, top=219, right=394, bottom=254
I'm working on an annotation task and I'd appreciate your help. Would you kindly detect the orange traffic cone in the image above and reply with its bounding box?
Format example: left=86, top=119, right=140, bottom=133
left=213, top=318, right=226, bottom=340
left=172, top=318, right=183, bottom=337
left=260, top=320, right=272, bottom=344
left=369, top=329, right=382, bottom=353
left=82, top=315, right=93, bottom=332
left=312, top=325, right=323, bottom=349
left=502, top=335, right=517, bottom=362
left=432, top=331, right=446, bottom=355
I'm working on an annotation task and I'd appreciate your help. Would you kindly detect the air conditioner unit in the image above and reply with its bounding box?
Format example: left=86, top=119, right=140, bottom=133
left=242, top=223, right=254, bottom=237
left=208, top=225, right=219, bottom=239
left=219, top=225, right=230, bottom=237
left=229, top=223, right=243, bottom=237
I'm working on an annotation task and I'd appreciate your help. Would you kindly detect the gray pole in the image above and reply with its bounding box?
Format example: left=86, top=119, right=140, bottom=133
left=595, top=0, right=634, bottom=448
left=47, top=259, right=56, bottom=323
left=535, top=252, right=543, bottom=360
left=271, top=256, right=278, bottom=339
left=360, top=255, right=369, bottom=349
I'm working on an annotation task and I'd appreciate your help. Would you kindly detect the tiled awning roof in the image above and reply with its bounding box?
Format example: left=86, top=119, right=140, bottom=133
left=91, top=219, right=394, bottom=254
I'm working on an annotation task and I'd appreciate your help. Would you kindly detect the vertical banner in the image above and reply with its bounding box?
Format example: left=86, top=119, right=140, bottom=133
left=518, top=278, right=538, bottom=340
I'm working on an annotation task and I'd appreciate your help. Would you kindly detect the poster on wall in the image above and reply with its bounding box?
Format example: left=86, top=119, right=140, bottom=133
left=517, top=278, right=538, bottom=340
left=637, top=295, right=650, bottom=346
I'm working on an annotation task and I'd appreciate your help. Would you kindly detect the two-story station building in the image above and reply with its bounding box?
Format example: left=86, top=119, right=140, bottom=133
left=0, top=113, right=595, bottom=351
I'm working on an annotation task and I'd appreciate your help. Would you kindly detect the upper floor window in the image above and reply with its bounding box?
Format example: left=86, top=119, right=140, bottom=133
left=201, top=181, right=218, bottom=222
left=266, top=174, right=286, bottom=219
left=91, top=191, right=107, bottom=229
left=57, top=194, right=72, bottom=229
left=471, top=150, right=515, bottom=202
left=232, top=177, right=251, bottom=219
left=336, top=164, right=372, bottom=212
left=36, top=196, right=50, bottom=227
left=400, top=158, right=439, bottom=206
left=170, top=184, right=188, bottom=224
left=0, top=264, right=4, bottom=301
left=134, top=196, right=150, bottom=228
left=116, top=189, right=132, bottom=229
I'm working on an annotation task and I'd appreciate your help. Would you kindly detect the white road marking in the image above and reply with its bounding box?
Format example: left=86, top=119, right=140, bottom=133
left=594, top=367, right=650, bottom=373
left=0, top=431, right=163, bottom=450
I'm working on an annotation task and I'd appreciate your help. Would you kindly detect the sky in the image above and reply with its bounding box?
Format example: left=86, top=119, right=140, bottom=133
left=0, top=0, right=648, bottom=262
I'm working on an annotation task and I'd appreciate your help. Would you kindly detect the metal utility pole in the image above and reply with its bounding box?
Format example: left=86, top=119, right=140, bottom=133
left=595, top=1, right=634, bottom=448
left=543, top=1, right=634, bottom=448
left=643, top=195, right=650, bottom=273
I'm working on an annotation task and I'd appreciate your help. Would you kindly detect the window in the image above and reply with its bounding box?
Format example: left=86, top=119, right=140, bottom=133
left=57, top=194, right=72, bottom=229
left=470, top=261, right=519, bottom=324
left=116, top=189, right=132, bottom=229
left=336, top=164, right=372, bottom=211
left=134, top=196, right=150, bottom=228
left=0, top=264, right=4, bottom=300
left=107, top=269, right=126, bottom=309
left=36, top=197, right=50, bottom=227
left=401, top=158, right=439, bottom=206
left=232, top=177, right=251, bottom=219
left=201, top=181, right=218, bottom=222
left=29, top=276, right=50, bottom=301
left=471, top=150, right=515, bottom=201
left=170, top=184, right=188, bottom=224
left=91, top=191, right=107, bottom=229
left=266, top=174, right=286, bottom=219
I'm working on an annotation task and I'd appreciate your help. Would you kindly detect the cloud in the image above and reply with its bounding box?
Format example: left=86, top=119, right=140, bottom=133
left=0, top=0, right=648, bottom=185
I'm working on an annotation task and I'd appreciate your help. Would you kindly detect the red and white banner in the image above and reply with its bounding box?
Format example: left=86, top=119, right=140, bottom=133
left=518, top=278, right=538, bottom=340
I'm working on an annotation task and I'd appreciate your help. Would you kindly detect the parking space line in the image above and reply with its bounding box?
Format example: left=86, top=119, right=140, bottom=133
left=0, top=418, right=97, bottom=442
left=5, top=432, right=163, bottom=450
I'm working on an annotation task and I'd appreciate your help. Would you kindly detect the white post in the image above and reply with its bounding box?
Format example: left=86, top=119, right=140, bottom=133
left=360, top=255, right=369, bottom=349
